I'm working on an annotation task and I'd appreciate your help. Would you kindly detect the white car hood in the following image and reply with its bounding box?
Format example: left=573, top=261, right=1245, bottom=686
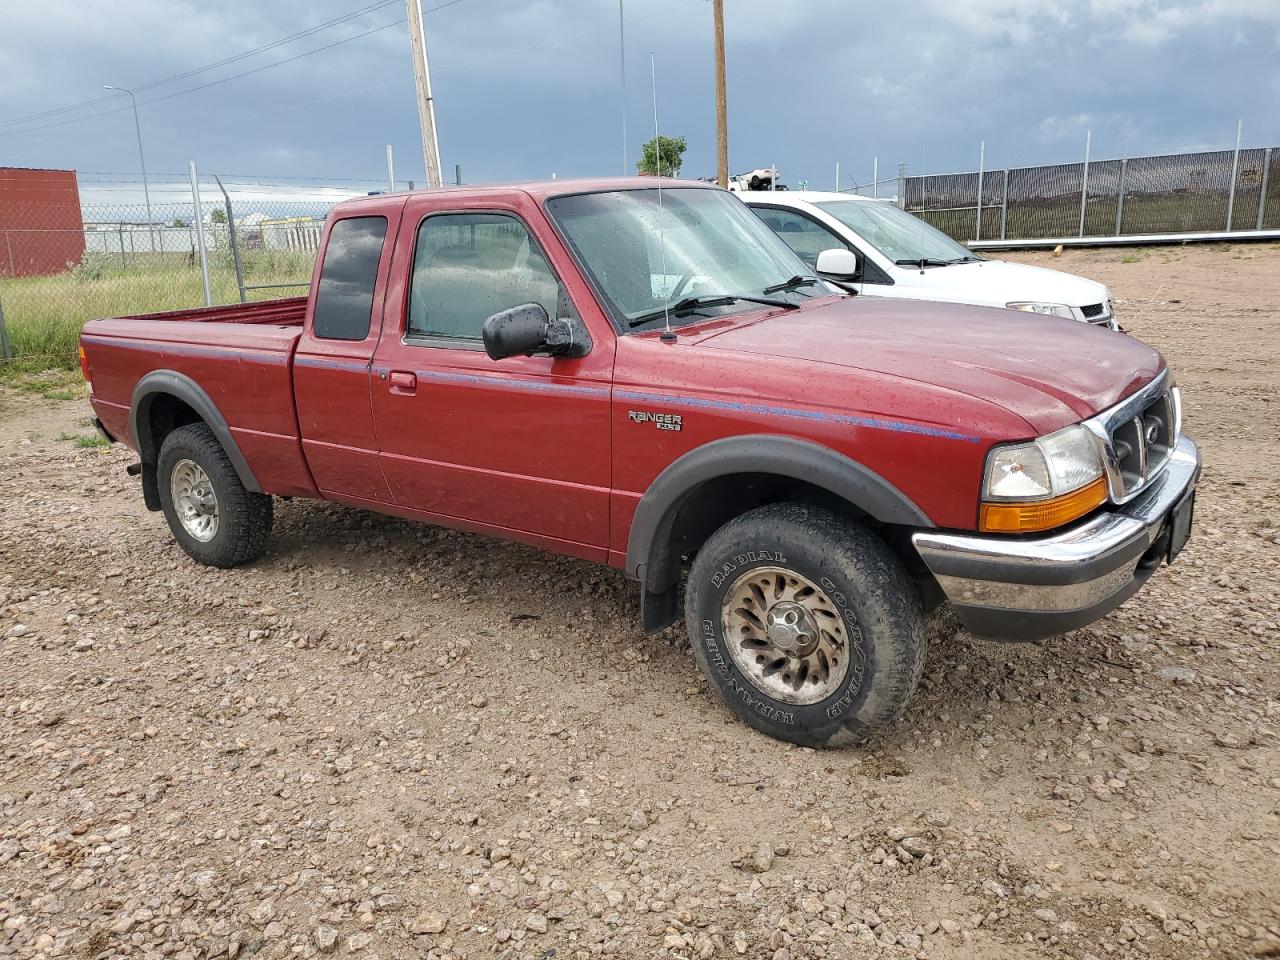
left=888, top=258, right=1108, bottom=309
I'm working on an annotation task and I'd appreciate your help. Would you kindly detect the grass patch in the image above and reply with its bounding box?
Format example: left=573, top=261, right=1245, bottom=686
left=54, top=431, right=109, bottom=449
left=0, top=250, right=313, bottom=375
left=1, top=367, right=87, bottom=399
left=1120, top=252, right=1149, bottom=264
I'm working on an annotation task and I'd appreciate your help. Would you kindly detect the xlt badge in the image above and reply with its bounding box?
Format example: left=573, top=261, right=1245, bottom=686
left=628, top=410, right=683, bottom=432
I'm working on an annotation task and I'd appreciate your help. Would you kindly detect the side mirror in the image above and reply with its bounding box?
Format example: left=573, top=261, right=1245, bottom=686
left=482, top=303, right=590, bottom=361
left=816, top=248, right=859, bottom=279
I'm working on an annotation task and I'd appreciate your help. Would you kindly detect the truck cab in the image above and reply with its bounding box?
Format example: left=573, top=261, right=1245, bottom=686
left=80, top=178, right=1198, bottom=748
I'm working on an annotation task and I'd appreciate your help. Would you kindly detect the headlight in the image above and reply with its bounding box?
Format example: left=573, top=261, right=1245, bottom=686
left=980, top=425, right=1107, bottom=533
left=1007, top=301, right=1075, bottom=320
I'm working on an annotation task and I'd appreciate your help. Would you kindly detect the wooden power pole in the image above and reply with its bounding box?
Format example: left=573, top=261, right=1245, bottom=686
left=713, top=0, right=728, bottom=188
left=406, top=0, right=444, bottom=189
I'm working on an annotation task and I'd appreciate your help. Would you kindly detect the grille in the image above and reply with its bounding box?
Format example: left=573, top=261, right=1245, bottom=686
left=1081, top=302, right=1106, bottom=318
left=1087, top=375, right=1177, bottom=502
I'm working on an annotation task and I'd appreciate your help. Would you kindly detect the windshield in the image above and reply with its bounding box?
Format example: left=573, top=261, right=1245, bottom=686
left=813, top=199, right=978, bottom=265
left=546, top=188, right=831, bottom=330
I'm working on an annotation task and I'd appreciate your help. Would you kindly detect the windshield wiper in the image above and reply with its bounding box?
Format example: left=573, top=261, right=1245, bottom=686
left=762, top=274, right=820, bottom=295
left=627, top=293, right=798, bottom=329
left=945, top=255, right=983, bottom=264
left=894, top=258, right=951, bottom=268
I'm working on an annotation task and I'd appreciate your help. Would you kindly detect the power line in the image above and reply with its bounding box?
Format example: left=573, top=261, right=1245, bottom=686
left=0, top=17, right=407, bottom=139
left=0, top=0, right=403, bottom=129
left=188, top=0, right=708, bottom=136
left=0, top=0, right=469, bottom=139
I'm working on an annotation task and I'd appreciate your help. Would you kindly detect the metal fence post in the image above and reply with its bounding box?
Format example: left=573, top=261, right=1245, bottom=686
left=0, top=288, right=13, bottom=361
left=873, top=157, right=879, bottom=200
left=1226, top=119, right=1242, bottom=230
left=1258, top=146, right=1272, bottom=231
left=386, top=145, right=396, bottom=193
left=215, top=175, right=246, bottom=303
left=975, top=140, right=985, bottom=240
left=1078, top=130, right=1091, bottom=238
left=117, top=224, right=127, bottom=268
left=1000, top=168, right=1009, bottom=240
left=1115, top=156, right=1128, bottom=236
left=834, top=161, right=840, bottom=193
left=189, top=161, right=213, bottom=307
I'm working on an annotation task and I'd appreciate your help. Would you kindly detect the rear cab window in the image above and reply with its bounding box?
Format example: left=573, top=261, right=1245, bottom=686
left=313, top=216, right=388, bottom=340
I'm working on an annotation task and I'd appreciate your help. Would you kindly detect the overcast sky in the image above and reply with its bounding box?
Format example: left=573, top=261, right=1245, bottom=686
left=1, top=0, right=1278, bottom=199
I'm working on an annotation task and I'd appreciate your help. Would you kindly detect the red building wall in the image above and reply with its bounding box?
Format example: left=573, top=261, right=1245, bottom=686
left=0, top=167, right=86, bottom=277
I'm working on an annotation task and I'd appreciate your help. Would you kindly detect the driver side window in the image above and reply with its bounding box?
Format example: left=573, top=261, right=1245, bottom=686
left=752, top=207, right=845, bottom=271
left=408, top=213, right=564, bottom=341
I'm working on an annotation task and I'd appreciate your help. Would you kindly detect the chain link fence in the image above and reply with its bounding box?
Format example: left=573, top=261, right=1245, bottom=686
left=903, top=144, right=1279, bottom=244
left=0, top=172, right=404, bottom=373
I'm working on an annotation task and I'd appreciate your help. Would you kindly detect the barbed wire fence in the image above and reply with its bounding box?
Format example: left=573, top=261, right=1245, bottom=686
left=0, top=168, right=417, bottom=373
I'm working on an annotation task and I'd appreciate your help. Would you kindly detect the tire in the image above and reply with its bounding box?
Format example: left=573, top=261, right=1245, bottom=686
left=157, top=423, right=273, bottom=568
left=685, top=502, right=925, bottom=747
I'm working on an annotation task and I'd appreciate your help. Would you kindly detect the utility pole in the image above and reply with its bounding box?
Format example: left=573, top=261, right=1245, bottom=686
left=712, top=0, right=728, bottom=188
left=405, top=0, right=444, bottom=188
left=619, top=0, right=628, bottom=175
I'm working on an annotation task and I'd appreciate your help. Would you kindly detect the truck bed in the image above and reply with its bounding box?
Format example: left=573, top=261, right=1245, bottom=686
left=81, top=296, right=316, bottom=500
left=119, top=296, right=308, bottom=326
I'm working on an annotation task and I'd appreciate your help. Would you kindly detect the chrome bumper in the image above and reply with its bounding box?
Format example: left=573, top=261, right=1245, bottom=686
left=912, top=434, right=1200, bottom=640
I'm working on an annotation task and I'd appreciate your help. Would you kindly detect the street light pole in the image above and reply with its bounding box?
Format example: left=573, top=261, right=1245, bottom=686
left=104, top=84, right=156, bottom=254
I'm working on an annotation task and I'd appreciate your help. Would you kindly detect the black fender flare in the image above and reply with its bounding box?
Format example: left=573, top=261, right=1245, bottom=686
left=130, top=370, right=262, bottom=500
left=625, top=434, right=933, bottom=631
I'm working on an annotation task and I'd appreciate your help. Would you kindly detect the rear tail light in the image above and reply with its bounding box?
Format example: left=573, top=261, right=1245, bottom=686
left=78, top=345, right=92, bottom=390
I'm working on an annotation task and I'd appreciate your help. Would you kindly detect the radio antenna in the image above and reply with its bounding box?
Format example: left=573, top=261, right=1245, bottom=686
left=651, top=51, right=675, bottom=342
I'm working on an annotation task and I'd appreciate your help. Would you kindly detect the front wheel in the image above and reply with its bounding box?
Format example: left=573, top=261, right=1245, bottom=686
left=157, top=423, right=273, bottom=568
left=685, top=503, right=926, bottom=747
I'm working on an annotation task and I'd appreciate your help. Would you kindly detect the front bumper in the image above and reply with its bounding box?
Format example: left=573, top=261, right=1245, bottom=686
left=912, top=434, right=1200, bottom=641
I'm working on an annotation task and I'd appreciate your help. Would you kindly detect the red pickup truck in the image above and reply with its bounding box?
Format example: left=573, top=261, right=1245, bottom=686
left=80, top=178, right=1199, bottom=747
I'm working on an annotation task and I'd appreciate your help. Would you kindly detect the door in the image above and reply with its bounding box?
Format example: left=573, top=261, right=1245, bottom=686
left=751, top=204, right=896, bottom=289
left=751, top=204, right=848, bottom=271
left=370, top=198, right=614, bottom=556
left=294, top=211, right=400, bottom=501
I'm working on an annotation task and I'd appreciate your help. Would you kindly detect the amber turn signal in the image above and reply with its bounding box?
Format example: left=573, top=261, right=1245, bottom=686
left=979, top=476, right=1108, bottom=533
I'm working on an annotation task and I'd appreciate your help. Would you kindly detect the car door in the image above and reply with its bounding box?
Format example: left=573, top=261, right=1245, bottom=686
left=751, top=203, right=896, bottom=289
left=751, top=204, right=849, bottom=271
left=293, top=208, right=401, bottom=502
left=369, top=193, right=614, bottom=560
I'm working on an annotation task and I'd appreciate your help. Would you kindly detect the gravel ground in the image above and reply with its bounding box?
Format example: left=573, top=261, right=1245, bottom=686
left=2, top=242, right=1278, bottom=960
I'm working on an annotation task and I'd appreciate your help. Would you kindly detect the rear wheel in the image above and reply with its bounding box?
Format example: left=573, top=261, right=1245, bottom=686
left=685, top=502, right=925, bottom=747
left=157, top=423, right=272, bottom=568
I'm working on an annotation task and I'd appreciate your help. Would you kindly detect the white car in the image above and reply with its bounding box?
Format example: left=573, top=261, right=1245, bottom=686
left=743, top=191, right=1117, bottom=330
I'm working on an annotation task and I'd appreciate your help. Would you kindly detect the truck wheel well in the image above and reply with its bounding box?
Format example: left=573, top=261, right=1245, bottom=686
left=129, top=371, right=263, bottom=510
left=639, top=471, right=937, bottom=633
left=148, top=394, right=203, bottom=453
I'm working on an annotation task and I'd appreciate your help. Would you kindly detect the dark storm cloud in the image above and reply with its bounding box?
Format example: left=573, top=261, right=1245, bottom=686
left=1, top=0, right=1277, bottom=187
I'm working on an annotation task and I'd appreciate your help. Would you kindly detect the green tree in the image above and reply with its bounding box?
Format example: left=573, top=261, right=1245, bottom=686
left=172, top=218, right=187, bottom=227
left=210, top=208, right=227, bottom=224
left=636, top=135, right=687, bottom=177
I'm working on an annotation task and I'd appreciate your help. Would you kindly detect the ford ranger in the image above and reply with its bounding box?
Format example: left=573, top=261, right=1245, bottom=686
left=79, top=178, right=1199, bottom=747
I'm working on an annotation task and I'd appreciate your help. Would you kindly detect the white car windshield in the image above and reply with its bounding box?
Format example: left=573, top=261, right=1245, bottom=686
left=547, top=188, right=831, bottom=331
left=814, top=200, right=979, bottom=265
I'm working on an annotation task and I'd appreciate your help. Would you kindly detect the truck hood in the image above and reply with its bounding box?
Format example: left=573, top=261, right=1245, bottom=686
left=886, top=258, right=1108, bottom=310
left=694, top=297, right=1163, bottom=434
